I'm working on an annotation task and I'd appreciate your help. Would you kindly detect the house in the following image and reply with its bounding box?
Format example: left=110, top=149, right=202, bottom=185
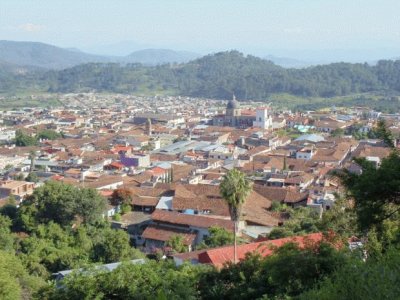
left=171, top=184, right=230, bottom=216
left=173, top=232, right=323, bottom=267
left=351, top=142, right=391, bottom=166
left=133, top=113, right=185, bottom=127
left=141, top=209, right=234, bottom=250
left=314, top=118, right=349, bottom=133
left=295, top=147, right=315, bottom=160
left=311, top=142, right=352, bottom=166
left=117, top=186, right=168, bottom=212
left=120, top=153, right=150, bottom=168
left=112, top=211, right=152, bottom=245
left=104, top=161, right=124, bottom=171
left=253, top=185, right=309, bottom=207
left=142, top=224, right=197, bottom=252
left=286, top=115, right=310, bottom=128
left=127, top=136, right=150, bottom=148
left=86, top=175, right=124, bottom=190
left=0, top=180, right=35, bottom=201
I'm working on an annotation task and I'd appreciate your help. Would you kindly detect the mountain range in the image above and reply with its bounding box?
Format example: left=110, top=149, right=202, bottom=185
left=0, top=40, right=200, bottom=69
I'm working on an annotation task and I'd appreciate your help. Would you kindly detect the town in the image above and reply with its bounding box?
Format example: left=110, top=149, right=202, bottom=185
left=0, top=92, right=396, bottom=269
left=2, top=0, right=400, bottom=297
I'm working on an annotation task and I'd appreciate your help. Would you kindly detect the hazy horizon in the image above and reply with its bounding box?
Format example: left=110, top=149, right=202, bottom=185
left=1, top=0, right=399, bottom=63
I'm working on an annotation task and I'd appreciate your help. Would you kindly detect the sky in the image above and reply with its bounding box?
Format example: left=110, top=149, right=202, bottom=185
left=1, top=0, right=400, bottom=61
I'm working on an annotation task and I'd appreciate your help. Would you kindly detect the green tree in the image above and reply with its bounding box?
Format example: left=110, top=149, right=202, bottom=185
left=13, top=173, right=25, bottom=181
left=166, top=234, right=187, bottom=254
left=373, top=119, right=394, bottom=148
left=198, top=240, right=346, bottom=300
left=220, top=168, right=252, bottom=263
left=18, top=181, right=106, bottom=228
left=19, top=222, right=89, bottom=275
left=3, top=164, right=13, bottom=171
left=26, top=172, right=39, bottom=183
left=0, top=195, right=18, bottom=221
left=268, top=206, right=320, bottom=239
left=331, top=128, right=344, bottom=137
left=112, top=213, right=121, bottom=221
left=49, top=260, right=202, bottom=300
left=76, top=187, right=107, bottom=225
left=92, top=228, right=144, bottom=263
left=198, top=226, right=235, bottom=249
left=317, top=196, right=357, bottom=239
left=29, top=150, right=36, bottom=173
left=300, top=248, right=400, bottom=300
left=110, top=188, right=132, bottom=206
left=0, top=250, right=45, bottom=299
left=338, top=152, right=400, bottom=244
left=37, top=129, right=62, bottom=141
left=15, top=129, right=38, bottom=147
left=120, top=203, right=131, bottom=214
left=0, top=215, right=15, bottom=252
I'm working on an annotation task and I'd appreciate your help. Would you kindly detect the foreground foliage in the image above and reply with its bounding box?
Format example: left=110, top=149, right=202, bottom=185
left=1, top=147, right=400, bottom=299
left=301, top=248, right=400, bottom=300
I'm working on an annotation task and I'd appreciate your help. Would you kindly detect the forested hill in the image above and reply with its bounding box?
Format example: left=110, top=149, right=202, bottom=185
left=1, top=50, right=400, bottom=99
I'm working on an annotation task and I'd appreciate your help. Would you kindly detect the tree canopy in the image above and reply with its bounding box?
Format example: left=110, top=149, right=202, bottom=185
left=220, top=168, right=252, bottom=222
left=2, top=51, right=400, bottom=104
left=17, top=180, right=106, bottom=230
left=339, top=151, right=400, bottom=237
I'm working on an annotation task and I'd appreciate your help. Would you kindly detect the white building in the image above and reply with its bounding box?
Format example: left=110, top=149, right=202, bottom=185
left=296, top=147, right=315, bottom=160
left=253, top=107, right=272, bottom=129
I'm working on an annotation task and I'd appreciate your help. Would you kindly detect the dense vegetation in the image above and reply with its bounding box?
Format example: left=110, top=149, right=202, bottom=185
left=44, top=147, right=399, bottom=300
left=1, top=51, right=400, bottom=105
left=0, top=181, right=144, bottom=298
left=1, top=127, right=400, bottom=299
left=15, top=129, right=62, bottom=147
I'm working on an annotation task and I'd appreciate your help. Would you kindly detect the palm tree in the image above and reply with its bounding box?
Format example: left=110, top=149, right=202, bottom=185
left=220, top=168, right=252, bottom=263
left=29, top=150, right=36, bottom=173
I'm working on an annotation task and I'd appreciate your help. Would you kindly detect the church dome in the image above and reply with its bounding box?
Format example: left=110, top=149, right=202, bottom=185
left=227, top=99, right=239, bottom=109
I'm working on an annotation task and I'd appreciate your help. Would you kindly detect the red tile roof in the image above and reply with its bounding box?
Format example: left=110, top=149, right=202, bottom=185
left=172, top=184, right=230, bottom=216
left=99, top=189, right=114, bottom=197
left=107, top=161, right=124, bottom=169
left=198, top=232, right=323, bottom=268
left=142, top=225, right=196, bottom=245
left=151, top=167, right=168, bottom=176
left=151, top=209, right=234, bottom=231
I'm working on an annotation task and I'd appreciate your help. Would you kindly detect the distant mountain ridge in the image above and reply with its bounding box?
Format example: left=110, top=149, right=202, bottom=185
left=264, top=55, right=313, bottom=68
left=0, top=41, right=200, bottom=69
left=124, top=49, right=200, bottom=65
left=1, top=48, right=400, bottom=112
left=0, top=40, right=109, bottom=69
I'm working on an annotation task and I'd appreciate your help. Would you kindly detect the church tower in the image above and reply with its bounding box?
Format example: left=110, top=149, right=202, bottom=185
left=253, top=107, right=272, bottom=129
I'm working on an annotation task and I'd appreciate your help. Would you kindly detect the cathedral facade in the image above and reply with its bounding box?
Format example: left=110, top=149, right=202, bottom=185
left=212, top=96, right=255, bottom=128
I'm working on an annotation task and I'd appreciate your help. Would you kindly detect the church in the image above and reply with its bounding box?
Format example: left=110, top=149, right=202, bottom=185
left=212, top=96, right=272, bottom=130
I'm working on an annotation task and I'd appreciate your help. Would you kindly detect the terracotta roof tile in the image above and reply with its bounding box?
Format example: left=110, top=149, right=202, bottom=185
left=172, top=184, right=229, bottom=216
left=151, top=209, right=234, bottom=231
left=142, top=224, right=197, bottom=245
left=242, top=191, right=281, bottom=226
left=198, top=232, right=323, bottom=268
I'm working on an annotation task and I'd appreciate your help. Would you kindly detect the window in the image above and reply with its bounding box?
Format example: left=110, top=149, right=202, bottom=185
left=259, top=117, right=262, bottom=122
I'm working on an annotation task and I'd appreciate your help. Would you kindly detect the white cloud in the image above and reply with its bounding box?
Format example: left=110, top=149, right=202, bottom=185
left=18, top=23, right=45, bottom=32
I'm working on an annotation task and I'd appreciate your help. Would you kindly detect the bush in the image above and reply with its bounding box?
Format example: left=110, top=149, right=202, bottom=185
left=113, top=213, right=121, bottom=221
left=120, top=203, right=131, bottom=215
left=300, top=248, right=400, bottom=300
